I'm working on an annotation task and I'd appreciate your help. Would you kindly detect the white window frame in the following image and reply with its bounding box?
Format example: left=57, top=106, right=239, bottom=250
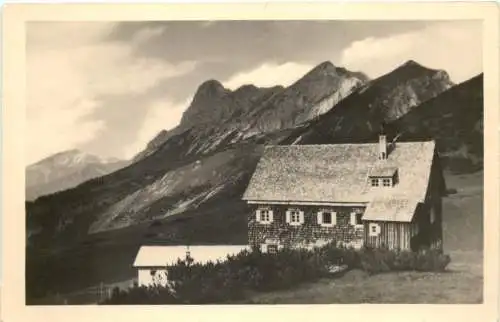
left=266, top=244, right=278, bottom=254
left=317, top=210, right=336, bottom=227
left=368, top=223, right=381, bottom=237
left=260, top=210, right=271, bottom=222
left=261, top=242, right=283, bottom=253
left=286, top=209, right=304, bottom=226
left=382, top=177, right=392, bottom=187
left=256, top=208, right=273, bottom=224
left=370, top=178, right=379, bottom=187
left=350, top=212, right=364, bottom=228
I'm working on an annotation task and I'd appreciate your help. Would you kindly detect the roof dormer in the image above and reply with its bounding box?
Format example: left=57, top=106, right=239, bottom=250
left=368, top=166, right=399, bottom=187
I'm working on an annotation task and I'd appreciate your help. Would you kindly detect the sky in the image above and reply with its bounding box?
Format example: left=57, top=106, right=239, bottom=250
left=26, top=20, right=483, bottom=166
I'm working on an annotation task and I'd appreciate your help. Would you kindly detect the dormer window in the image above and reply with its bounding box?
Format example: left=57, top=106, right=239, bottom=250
left=370, top=177, right=394, bottom=187
left=369, top=166, right=398, bottom=188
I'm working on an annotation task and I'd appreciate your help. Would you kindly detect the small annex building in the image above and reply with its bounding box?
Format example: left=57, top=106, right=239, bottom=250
left=242, top=135, right=446, bottom=253
left=133, top=245, right=250, bottom=287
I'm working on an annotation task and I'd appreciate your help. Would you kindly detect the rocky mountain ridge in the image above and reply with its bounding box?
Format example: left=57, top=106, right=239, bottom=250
left=133, top=61, right=369, bottom=162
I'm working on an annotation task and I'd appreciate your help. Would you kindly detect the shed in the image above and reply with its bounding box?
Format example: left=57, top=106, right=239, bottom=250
left=133, top=245, right=250, bottom=287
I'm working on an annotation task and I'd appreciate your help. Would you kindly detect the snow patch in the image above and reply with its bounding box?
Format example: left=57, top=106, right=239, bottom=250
left=291, top=135, right=303, bottom=145
left=201, top=184, right=227, bottom=203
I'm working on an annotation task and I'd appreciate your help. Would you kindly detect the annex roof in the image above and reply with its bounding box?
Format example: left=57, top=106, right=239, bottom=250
left=362, top=198, right=419, bottom=222
left=242, top=141, right=436, bottom=204
left=133, top=245, right=250, bottom=268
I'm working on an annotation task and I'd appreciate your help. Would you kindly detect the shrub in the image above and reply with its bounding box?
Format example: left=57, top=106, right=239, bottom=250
left=149, top=220, right=162, bottom=227
left=358, top=248, right=451, bottom=274
left=445, top=188, right=458, bottom=195
left=102, top=285, right=178, bottom=305
left=102, top=244, right=451, bottom=304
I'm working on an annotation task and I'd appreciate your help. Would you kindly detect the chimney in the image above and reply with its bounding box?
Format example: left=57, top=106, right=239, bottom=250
left=378, top=122, right=388, bottom=160
left=379, top=134, right=387, bottom=160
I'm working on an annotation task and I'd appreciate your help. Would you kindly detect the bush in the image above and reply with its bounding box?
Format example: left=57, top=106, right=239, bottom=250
left=358, top=248, right=451, bottom=275
left=102, top=244, right=451, bottom=304
left=445, top=188, right=458, bottom=195
left=102, top=285, right=178, bottom=305
left=149, top=220, right=162, bottom=227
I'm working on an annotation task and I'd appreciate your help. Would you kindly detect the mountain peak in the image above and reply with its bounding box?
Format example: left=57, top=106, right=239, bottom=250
left=56, top=149, right=82, bottom=156
left=384, top=60, right=454, bottom=87
left=31, top=149, right=85, bottom=165
left=402, top=59, right=420, bottom=67
left=234, top=84, right=258, bottom=93
left=292, top=61, right=338, bottom=86
left=308, top=61, right=336, bottom=74
left=395, top=60, right=436, bottom=73
left=26, top=149, right=127, bottom=200
left=29, top=149, right=122, bottom=169
left=195, top=79, right=228, bottom=96
left=317, top=60, right=336, bottom=69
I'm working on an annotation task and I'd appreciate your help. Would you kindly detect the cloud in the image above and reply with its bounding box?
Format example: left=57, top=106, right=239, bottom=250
left=223, top=62, right=314, bottom=90
left=339, top=21, right=482, bottom=83
left=123, top=98, right=190, bottom=159
left=131, top=25, right=167, bottom=44
left=26, top=22, right=196, bottom=165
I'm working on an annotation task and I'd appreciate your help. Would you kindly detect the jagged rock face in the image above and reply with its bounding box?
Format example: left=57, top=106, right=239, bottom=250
left=179, top=79, right=232, bottom=127
left=133, top=62, right=369, bottom=162
left=365, top=61, right=454, bottom=121
left=179, top=80, right=283, bottom=128
left=132, top=130, right=171, bottom=162
left=246, top=62, right=368, bottom=133
left=26, top=150, right=128, bottom=201
left=133, top=83, right=284, bottom=162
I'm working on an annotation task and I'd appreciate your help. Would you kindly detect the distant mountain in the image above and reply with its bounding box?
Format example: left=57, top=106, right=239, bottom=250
left=26, top=150, right=128, bottom=201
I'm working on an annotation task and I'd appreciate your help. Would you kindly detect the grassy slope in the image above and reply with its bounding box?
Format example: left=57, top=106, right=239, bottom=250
left=238, top=171, right=484, bottom=304
left=240, top=251, right=482, bottom=304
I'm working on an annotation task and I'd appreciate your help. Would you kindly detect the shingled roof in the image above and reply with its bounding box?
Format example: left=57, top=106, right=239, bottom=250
left=242, top=141, right=436, bottom=205
left=362, top=198, right=419, bottom=222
